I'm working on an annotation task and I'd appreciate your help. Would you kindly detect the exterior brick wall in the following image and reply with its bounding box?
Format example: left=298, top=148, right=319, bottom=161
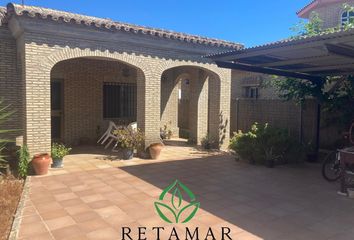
left=189, top=70, right=209, bottom=144
left=231, top=70, right=279, bottom=100
left=3, top=16, right=232, bottom=154
left=311, top=1, right=354, bottom=28
left=0, top=25, right=23, bottom=145
left=160, top=70, right=179, bottom=136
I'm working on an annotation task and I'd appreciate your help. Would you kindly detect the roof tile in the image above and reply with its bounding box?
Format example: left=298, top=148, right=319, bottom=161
left=0, top=6, right=7, bottom=26
left=6, top=3, right=242, bottom=49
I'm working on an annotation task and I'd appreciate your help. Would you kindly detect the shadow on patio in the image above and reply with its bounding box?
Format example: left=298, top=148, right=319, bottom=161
left=17, top=148, right=354, bottom=240
left=119, top=155, right=354, bottom=240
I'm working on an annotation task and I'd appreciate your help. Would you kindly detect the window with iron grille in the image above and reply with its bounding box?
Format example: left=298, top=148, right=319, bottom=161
left=103, top=82, right=137, bottom=119
left=243, top=86, right=259, bottom=99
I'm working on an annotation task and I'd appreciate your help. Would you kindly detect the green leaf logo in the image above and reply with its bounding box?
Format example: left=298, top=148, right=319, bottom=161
left=154, top=180, right=200, bottom=223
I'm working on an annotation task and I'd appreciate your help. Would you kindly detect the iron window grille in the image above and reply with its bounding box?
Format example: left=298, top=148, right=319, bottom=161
left=103, top=82, right=137, bottom=119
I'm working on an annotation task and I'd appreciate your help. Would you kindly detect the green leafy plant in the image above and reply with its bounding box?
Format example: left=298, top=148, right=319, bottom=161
left=266, top=8, right=354, bottom=137
left=17, top=145, right=29, bottom=179
left=230, top=123, right=306, bottom=166
left=51, top=143, right=72, bottom=159
left=290, top=12, right=324, bottom=38
left=161, top=122, right=173, bottom=139
left=113, top=128, right=144, bottom=150
left=154, top=180, right=200, bottom=223
left=0, top=100, right=15, bottom=173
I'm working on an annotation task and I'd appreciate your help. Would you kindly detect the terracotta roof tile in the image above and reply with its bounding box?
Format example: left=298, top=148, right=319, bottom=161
left=297, top=0, right=317, bottom=16
left=0, top=7, right=7, bottom=26
left=297, top=0, right=346, bottom=18
left=6, top=3, right=242, bottom=49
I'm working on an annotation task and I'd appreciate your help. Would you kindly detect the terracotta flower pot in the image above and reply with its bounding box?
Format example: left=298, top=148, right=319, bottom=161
left=32, top=153, right=51, bottom=175
left=148, top=143, right=163, bottom=159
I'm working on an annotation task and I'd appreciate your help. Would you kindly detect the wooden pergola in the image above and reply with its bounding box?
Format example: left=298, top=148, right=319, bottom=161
left=206, top=28, right=354, bottom=82
left=206, top=28, right=354, bottom=153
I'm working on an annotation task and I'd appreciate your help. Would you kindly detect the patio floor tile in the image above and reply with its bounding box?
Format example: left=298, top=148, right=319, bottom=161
left=15, top=142, right=354, bottom=240
left=44, top=215, right=76, bottom=231
left=51, top=225, right=84, bottom=240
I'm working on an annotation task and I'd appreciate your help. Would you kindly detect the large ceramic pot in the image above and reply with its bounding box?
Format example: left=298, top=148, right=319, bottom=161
left=121, top=149, right=134, bottom=160
left=51, top=158, right=63, bottom=168
left=32, top=153, right=51, bottom=175
left=148, top=143, right=163, bottom=159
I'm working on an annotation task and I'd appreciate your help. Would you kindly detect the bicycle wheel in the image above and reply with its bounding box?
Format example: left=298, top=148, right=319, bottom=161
left=322, top=151, right=342, bottom=182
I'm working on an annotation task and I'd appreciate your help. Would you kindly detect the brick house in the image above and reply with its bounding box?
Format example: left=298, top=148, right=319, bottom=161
left=0, top=3, right=244, bottom=155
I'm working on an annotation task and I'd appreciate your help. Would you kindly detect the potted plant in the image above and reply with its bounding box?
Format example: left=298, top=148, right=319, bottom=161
left=160, top=122, right=173, bottom=140
left=51, top=143, right=72, bottom=168
left=32, top=153, right=52, bottom=175
left=114, top=128, right=144, bottom=160
left=148, top=142, right=164, bottom=159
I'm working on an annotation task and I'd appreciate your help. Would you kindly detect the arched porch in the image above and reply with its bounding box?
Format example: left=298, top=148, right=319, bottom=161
left=160, top=66, right=227, bottom=148
left=50, top=57, right=140, bottom=146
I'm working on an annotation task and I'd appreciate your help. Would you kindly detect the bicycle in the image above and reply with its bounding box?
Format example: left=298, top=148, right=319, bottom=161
left=322, top=122, right=354, bottom=182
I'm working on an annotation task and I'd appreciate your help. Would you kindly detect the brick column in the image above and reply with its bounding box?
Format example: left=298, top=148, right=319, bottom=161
left=160, top=71, right=179, bottom=137
left=24, top=50, right=52, bottom=155
left=137, top=68, right=161, bottom=148
left=189, top=70, right=209, bottom=144
left=209, top=70, right=231, bottom=150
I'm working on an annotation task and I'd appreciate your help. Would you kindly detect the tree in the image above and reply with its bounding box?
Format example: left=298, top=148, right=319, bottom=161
left=267, top=6, right=354, bottom=139
left=290, top=12, right=324, bottom=38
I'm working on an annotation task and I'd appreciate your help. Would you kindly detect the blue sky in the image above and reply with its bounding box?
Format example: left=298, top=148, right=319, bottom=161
left=0, top=0, right=311, bottom=47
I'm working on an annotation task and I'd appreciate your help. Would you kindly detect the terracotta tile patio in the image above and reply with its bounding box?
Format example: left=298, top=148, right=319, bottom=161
left=15, top=141, right=354, bottom=240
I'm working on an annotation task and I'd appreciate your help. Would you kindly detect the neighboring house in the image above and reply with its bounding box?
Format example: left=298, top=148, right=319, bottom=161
left=0, top=3, right=243, bottom=155
left=231, top=71, right=278, bottom=100
left=231, top=0, right=354, bottom=100
left=297, top=0, right=354, bottom=28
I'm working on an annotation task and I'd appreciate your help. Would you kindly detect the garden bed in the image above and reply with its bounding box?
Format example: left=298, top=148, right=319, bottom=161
left=0, top=175, right=23, bottom=240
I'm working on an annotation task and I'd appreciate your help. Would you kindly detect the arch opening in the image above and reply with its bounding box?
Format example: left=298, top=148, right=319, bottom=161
left=50, top=57, right=142, bottom=145
left=160, top=65, right=223, bottom=148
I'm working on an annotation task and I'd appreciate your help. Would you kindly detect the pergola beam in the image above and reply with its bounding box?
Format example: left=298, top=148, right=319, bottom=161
left=295, top=63, right=354, bottom=73
left=325, top=43, right=354, bottom=59
left=210, top=35, right=354, bottom=61
left=215, top=61, right=324, bottom=82
left=257, top=54, right=332, bottom=67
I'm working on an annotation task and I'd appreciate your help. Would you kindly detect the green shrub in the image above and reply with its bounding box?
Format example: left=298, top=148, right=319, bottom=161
left=51, top=143, right=72, bottom=159
left=229, top=130, right=257, bottom=163
left=230, top=123, right=306, bottom=166
left=113, top=128, right=144, bottom=150
left=17, top=145, right=29, bottom=179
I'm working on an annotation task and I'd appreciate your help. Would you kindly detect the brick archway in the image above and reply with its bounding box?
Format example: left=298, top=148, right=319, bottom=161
left=160, top=65, right=229, bottom=148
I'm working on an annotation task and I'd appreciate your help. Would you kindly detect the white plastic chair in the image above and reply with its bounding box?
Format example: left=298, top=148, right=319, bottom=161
left=128, top=122, right=137, bottom=132
left=97, top=121, right=119, bottom=146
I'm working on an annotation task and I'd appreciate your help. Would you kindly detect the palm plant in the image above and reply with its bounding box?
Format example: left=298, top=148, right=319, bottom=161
left=0, top=99, right=15, bottom=173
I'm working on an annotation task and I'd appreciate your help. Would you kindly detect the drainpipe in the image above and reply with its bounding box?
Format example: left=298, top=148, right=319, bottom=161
left=315, top=103, right=321, bottom=156
left=299, top=103, right=303, bottom=143
left=236, top=98, right=239, bottom=131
